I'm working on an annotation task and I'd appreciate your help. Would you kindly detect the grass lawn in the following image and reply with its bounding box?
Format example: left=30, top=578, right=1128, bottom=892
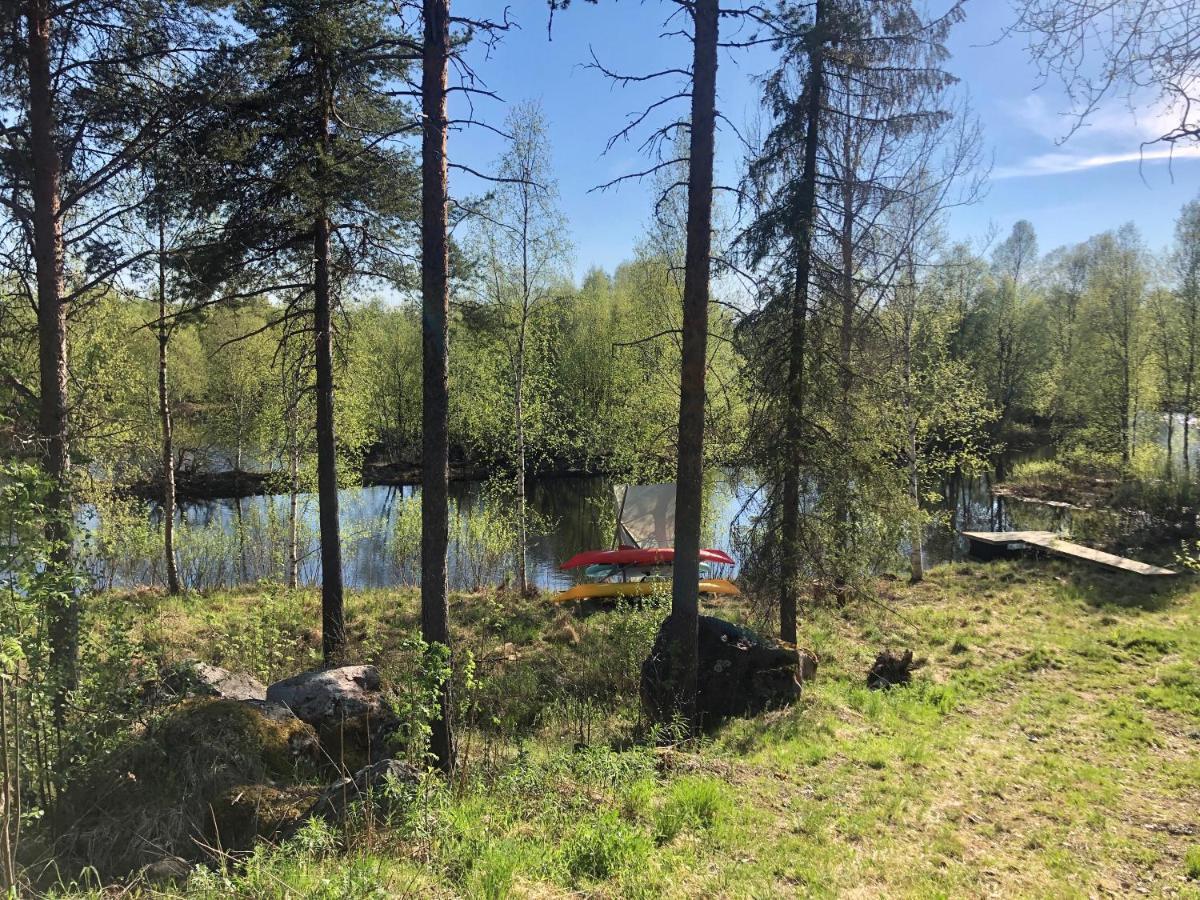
left=62, top=559, right=1200, bottom=898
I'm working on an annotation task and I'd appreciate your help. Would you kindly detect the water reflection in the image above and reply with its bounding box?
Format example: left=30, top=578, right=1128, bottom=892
left=91, top=446, right=1080, bottom=592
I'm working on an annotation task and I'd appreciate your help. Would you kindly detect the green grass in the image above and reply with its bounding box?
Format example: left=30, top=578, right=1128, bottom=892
left=49, top=559, right=1200, bottom=898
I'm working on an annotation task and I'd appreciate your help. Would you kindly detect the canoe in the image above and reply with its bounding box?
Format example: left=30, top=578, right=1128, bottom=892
left=584, top=562, right=715, bottom=579
left=551, top=578, right=740, bottom=603
left=561, top=547, right=735, bottom=570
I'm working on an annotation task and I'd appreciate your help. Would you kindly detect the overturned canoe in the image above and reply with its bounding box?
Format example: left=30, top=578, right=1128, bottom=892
left=551, top=578, right=740, bottom=603
left=561, top=547, right=735, bottom=570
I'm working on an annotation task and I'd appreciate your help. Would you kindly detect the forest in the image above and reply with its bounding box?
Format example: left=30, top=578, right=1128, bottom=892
left=2, top=0, right=1200, bottom=896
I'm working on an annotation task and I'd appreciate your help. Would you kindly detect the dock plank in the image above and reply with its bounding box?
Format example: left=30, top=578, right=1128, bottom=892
left=961, top=530, right=1176, bottom=577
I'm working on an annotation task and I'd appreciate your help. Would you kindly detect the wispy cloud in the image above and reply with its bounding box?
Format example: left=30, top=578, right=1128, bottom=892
left=992, top=92, right=1200, bottom=179
left=994, top=145, right=1200, bottom=179
left=1009, top=93, right=1182, bottom=146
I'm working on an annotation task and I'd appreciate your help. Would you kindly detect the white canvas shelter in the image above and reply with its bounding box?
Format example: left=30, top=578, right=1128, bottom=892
left=612, top=483, right=675, bottom=548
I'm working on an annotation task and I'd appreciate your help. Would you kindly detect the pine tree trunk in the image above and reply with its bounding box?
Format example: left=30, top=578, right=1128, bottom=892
left=158, top=217, right=181, bottom=594
left=421, top=0, right=454, bottom=773
left=835, top=125, right=855, bottom=581
left=780, top=0, right=824, bottom=645
left=314, top=209, right=345, bottom=663
left=514, top=351, right=528, bottom=595
left=287, top=399, right=299, bottom=590
left=668, top=0, right=719, bottom=730
left=27, top=0, right=76, bottom=717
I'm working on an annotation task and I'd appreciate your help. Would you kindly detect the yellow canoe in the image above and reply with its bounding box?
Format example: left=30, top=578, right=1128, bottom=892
left=551, top=578, right=740, bottom=603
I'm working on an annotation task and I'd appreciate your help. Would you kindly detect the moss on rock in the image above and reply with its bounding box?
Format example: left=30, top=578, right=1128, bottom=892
left=53, top=697, right=322, bottom=879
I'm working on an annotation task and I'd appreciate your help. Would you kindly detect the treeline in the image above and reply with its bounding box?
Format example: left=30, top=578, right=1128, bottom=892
left=0, top=254, right=742, bottom=491
left=939, top=208, right=1200, bottom=469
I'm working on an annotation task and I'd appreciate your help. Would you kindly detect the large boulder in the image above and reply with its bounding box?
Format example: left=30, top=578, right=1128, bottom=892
left=53, top=698, right=321, bottom=879
left=642, top=615, right=806, bottom=726
left=153, top=660, right=267, bottom=703
left=266, top=665, right=397, bottom=771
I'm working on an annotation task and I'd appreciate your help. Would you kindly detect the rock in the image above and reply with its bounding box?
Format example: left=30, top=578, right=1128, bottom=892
left=867, top=648, right=915, bottom=689
left=209, top=783, right=321, bottom=849
left=266, top=665, right=398, bottom=771
left=308, top=758, right=420, bottom=822
left=152, top=660, right=267, bottom=703
left=641, top=615, right=804, bottom=726
left=266, top=664, right=383, bottom=720
left=52, top=697, right=322, bottom=879
left=142, top=857, right=191, bottom=885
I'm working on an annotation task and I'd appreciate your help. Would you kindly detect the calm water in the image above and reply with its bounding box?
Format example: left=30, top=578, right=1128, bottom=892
left=90, top=450, right=1070, bottom=592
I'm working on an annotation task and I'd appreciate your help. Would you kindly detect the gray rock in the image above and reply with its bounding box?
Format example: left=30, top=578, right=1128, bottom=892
left=266, top=665, right=397, bottom=768
left=308, top=758, right=420, bottom=822
left=266, top=665, right=383, bottom=722
left=142, top=856, right=192, bottom=885
left=156, top=660, right=267, bottom=702
left=241, top=698, right=302, bottom=723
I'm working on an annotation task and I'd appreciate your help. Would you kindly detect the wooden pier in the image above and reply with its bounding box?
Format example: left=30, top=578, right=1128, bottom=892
left=961, top=530, right=1177, bottom=577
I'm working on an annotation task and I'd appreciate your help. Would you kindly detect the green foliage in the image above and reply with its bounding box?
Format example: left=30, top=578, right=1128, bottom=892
left=380, top=638, right=454, bottom=769
left=560, top=809, right=651, bottom=885
left=654, top=776, right=730, bottom=843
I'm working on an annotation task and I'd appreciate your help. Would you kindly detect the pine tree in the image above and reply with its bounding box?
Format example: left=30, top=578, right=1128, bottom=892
left=183, top=0, right=420, bottom=665
left=0, top=0, right=213, bottom=714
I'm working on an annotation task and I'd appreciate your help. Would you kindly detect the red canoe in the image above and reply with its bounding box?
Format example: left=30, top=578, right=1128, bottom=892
left=561, top=546, right=736, bottom=570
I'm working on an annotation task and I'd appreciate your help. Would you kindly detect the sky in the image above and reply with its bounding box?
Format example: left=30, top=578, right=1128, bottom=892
left=448, top=1, right=1200, bottom=279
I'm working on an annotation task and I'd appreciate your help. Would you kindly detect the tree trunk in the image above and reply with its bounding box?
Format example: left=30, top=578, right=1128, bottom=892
left=314, top=209, right=345, bottom=663
left=514, top=167, right=531, bottom=596
left=157, top=215, right=181, bottom=594
left=1185, top=374, right=1193, bottom=474
left=834, top=123, right=855, bottom=580
left=780, top=0, right=824, bottom=645
left=1166, top=400, right=1175, bottom=467
left=421, top=0, right=454, bottom=774
left=287, top=397, right=300, bottom=589
left=1185, top=319, right=1195, bottom=473
left=903, top=278, right=923, bottom=584
left=27, top=0, right=77, bottom=717
left=667, top=0, right=719, bottom=731
left=514, top=349, right=528, bottom=594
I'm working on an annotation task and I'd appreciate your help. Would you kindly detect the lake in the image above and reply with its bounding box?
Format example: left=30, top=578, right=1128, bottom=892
left=87, top=451, right=1066, bottom=593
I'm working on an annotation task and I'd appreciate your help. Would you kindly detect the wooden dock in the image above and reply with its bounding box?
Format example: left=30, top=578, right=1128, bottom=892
left=961, top=530, right=1177, bottom=577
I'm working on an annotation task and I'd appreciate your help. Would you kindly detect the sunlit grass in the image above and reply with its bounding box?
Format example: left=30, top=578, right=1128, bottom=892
left=57, top=558, right=1200, bottom=897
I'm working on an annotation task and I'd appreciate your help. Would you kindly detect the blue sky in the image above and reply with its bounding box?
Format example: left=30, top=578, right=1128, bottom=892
left=450, top=1, right=1200, bottom=277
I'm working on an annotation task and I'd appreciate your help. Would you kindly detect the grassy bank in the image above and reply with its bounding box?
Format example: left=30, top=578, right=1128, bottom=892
left=59, top=561, right=1200, bottom=898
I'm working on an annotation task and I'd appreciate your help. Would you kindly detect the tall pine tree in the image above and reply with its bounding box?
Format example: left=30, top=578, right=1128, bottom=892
left=184, top=0, right=420, bottom=664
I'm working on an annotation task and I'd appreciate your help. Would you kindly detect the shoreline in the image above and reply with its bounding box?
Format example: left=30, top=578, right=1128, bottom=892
left=125, top=459, right=630, bottom=503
